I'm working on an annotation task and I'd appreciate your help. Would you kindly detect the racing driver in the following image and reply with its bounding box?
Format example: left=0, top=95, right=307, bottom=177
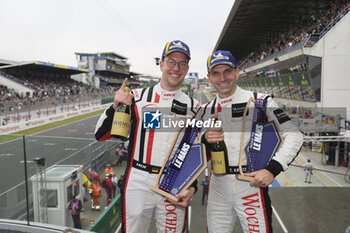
left=200, top=50, right=303, bottom=233
left=95, top=40, right=201, bottom=233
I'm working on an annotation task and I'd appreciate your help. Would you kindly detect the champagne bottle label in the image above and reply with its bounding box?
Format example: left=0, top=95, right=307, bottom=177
left=111, top=112, right=130, bottom=137
left=211, top=151, right=227, bottom=174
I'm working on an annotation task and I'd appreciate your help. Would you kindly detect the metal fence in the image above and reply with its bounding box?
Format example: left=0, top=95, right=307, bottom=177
left=0, top=135, right=120, bottom=221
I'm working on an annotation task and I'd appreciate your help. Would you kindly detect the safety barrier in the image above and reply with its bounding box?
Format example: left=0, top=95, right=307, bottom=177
left=87, top=194, right=122, bottom=233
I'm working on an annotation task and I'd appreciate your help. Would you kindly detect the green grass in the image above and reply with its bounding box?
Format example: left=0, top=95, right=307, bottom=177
left=0, top=135, right=21, bottom=143
left=0, top=110, right=104, bottom=143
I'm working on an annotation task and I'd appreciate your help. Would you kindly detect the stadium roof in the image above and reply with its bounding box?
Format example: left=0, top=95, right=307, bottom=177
left=75, top=52, right=127, bottom=60
left=214, top=0, right=332, bottom=62
left=0, top=58, right=21, bottom=67
left=0, top=61, right=89, bottom=75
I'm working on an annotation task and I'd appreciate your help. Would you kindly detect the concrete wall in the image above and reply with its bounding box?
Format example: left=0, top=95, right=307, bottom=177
left=305, top=13, right=350, bottom=119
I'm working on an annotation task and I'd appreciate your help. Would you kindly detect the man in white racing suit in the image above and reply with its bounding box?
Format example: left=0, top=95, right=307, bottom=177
left=94, top=40, right=201, bottom=233
left=200, top=50, right=303, bottom=233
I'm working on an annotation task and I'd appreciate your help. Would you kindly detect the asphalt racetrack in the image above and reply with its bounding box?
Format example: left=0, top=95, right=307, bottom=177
left=0, top=115, right=100, bottom=195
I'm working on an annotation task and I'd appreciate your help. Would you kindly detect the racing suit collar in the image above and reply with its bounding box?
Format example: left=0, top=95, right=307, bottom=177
left=217, top=86, right=242, bottom=106
left=155, top=83, right=182, bottom=99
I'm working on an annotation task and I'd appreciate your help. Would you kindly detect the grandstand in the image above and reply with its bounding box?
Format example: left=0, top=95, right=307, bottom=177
left=214, top=0, right=350, bottom=167
left=0, top=53, right=156, bottom=127
left=215, top=0, right=350, bottom=127
left=0, top=60, right=90, bottom=97
left=0, top=60, right=114, bottom=127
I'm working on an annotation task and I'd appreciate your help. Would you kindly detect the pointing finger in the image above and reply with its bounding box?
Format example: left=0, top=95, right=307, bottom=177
left=120, top=78, right=128, bottom=92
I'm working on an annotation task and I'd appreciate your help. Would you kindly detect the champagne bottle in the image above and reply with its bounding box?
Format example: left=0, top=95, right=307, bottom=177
left=210, top=119, right=229, bottom=174
left=111, top=87, right=131, bottom=139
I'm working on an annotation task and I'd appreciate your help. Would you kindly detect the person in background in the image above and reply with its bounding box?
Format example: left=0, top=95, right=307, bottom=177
left=345, top=225, right=350, bottom=233
left=105, top=164, right=113, bottom=178
left=201, top=176, right=209, bottom=205
left=117, top=175, right=123, bottom=194
left=111, top=173, right=118, bottom=198
left=94, top=40, right=200, bottom=233
left=68, top=195, right=82, bottom=229
left=304, top=159, right=313, bottom=183
left=89, top=178, right=101, bottom=211
left=105, top=174, right=114, bottom=206
left=89, top=168, right=101, bottom=186
left=116, top=144, right=125, bottom=166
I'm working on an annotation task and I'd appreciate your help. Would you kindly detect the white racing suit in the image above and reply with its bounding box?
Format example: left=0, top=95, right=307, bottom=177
left=95, top=83, right=200, bottom=233
left=200, top=86, right=303, bottom=233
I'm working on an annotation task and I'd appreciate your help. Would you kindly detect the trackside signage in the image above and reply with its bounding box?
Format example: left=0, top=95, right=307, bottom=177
left=0, top=104, right=108, bottom=135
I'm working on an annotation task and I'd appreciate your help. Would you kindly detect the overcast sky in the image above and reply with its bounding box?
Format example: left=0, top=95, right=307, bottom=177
left=0, top=0, right=234, bottom=79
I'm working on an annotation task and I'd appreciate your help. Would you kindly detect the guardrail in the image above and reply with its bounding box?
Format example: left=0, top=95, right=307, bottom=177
left=0, top=137, right=118, bottom=222
left=87, top=194, right=122, bottom=233
left=303, top=136, right=350, bottom=142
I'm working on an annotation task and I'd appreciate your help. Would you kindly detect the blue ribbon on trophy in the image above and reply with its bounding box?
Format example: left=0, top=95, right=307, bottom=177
left=236, top=97, right=283, bottom=181
left=150, top=119, right=207, bottom=201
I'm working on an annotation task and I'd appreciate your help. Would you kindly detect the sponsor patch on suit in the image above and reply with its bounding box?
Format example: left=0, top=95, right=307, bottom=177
left=231, top=102, right=248, bottom=118
left=273, top=109, right=291, bottom=124
left=171, top=100, right=187, bottom=115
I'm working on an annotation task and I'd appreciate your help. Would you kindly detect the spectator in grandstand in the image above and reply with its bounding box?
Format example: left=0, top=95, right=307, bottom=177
left=68, top=195, right=82, bottom=229
left=0, top=72, right=109, bottom=116
left=201, top=50, right=303, bottom=233
left=94, top=39, right=199, bottom=233
left=238, top=0, right=350, bottom=69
